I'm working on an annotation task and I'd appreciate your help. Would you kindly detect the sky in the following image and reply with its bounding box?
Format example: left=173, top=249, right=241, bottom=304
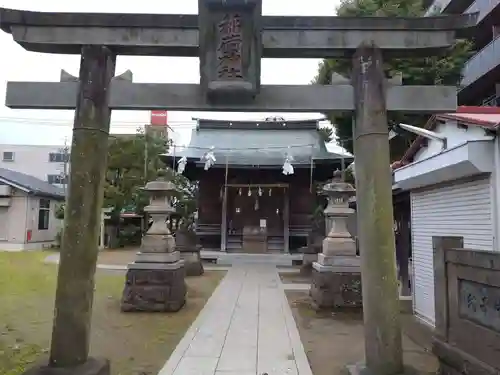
left=0, top=0, right=347, bottom=153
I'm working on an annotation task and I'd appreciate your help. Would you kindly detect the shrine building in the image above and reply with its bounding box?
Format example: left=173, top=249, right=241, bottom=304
left=162, top=118, right=351, bottom=253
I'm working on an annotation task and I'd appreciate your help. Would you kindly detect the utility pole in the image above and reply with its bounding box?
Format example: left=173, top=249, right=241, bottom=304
left=60, top=137, right=70, bottom=196
left=144, top=126, right=149, bottom=182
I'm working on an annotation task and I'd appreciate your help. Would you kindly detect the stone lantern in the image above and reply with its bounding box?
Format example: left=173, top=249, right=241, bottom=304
left=310, top=169, right=362, bottom=309
left=121, top=177, right=187, bottom=312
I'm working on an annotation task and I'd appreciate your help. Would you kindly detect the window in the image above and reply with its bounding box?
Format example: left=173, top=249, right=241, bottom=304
left=49, top=152, right=70, bottom=163
left=2, top=151, right=14, bottom=162
left=38, top=199, right=50, bottom=230
left=47, top=175, right=67, bottom=185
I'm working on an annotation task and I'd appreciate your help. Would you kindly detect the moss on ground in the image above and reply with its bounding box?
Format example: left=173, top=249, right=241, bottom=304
left=0, top=252, right=225, bottom=375
left=286, top=290, right=439, bottom=375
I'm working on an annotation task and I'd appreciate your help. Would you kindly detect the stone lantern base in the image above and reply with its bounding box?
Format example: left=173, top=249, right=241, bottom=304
left=121, top=256, right=187, bottom=312
left=175, top=230, right=204, bottom=277
left=310, top=236, right=362, bottom=310
left=180, top=247, right=204, bottom=277
left=121, top=234, right=187, bottom=312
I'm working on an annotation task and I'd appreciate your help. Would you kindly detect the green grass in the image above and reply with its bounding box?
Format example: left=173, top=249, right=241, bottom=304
left=0, top=252, right=225, bottom=375
left=0, top=252, right=54, bottom=375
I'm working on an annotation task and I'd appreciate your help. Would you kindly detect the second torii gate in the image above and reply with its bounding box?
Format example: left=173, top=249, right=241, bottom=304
left=0, top=2, right=475, bottom=375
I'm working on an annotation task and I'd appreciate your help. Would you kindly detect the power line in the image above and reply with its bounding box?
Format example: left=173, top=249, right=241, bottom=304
left=169, top=143, right=316, bottom=151
left=0, top=119, right=198, bottom=126
left=0, top=116, right=331, bottom=126
left=0, top=121, right=332, bottom=130
left=0, top=116, right=197, bottom=124
left=0, top=121, right=199, bottom=129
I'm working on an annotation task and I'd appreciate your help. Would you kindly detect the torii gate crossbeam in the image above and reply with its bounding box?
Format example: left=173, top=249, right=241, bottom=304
left=0, top=3, right=477, bottom=375
left=0, top=8, right=475, bottom=57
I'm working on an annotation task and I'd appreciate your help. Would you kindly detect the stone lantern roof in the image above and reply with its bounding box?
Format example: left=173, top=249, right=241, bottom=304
left=322, top=169, right=356, bottom=201
left=144, top=179, right=177, bottom=192
left=143, top=177, right=177, bottom=215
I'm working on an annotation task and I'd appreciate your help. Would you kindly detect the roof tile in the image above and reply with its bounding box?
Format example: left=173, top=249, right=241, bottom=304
left=0, top=168, right=65, bottom=199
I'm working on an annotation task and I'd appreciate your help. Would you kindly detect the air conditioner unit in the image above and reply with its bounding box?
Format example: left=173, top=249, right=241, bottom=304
left=2, top=152, right=14, bottom=162
left=0, top=197, right=11, bottom=207
left=0, top=185, right=12, bottom=197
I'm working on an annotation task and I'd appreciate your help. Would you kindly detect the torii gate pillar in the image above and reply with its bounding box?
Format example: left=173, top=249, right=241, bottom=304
left=350, top=44, right=403, bottom=375
left=51, top=46, right=116, bottom=369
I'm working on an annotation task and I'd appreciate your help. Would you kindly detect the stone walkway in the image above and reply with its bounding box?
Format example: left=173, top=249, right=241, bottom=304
left=159, top=264, right=312, bottom=375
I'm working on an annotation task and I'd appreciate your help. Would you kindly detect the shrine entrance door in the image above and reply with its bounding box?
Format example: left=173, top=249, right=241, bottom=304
left=226, top=184, right=287, bottom=252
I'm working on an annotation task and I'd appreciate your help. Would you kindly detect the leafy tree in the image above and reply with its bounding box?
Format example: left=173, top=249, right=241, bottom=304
left=318, top=126, right=334, bottom=143
left=104, top=131, right=198, bottom=230
left=55, top=203, right=65, bottom=220
left=159, top=168, right=199, bottom=231
left=56, top=130, right=197, bottom=225
left=104, top=129, right=169, bottom=222
left=314, top=0, right=473, bottom=161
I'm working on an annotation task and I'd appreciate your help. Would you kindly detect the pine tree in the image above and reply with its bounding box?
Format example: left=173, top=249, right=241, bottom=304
left=314, top=0, right=473, bottom=160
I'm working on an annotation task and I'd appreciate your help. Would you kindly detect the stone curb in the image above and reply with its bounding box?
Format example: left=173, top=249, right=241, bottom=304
left=44, top=254, right=128, bottom=271
left=282, top=283, right=311, bottom=291
left=43, top=253, right=232, bottom=272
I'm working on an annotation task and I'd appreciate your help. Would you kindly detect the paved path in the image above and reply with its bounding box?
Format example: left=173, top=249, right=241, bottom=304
left=159, top=264, right=312, bottom=375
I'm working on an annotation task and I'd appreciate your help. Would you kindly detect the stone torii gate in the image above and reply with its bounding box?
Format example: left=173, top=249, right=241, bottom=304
left=0, top=3, right=475, bottom=375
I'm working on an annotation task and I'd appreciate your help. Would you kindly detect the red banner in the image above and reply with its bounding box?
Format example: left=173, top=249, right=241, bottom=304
left=150, top=110, right=168, bottom=126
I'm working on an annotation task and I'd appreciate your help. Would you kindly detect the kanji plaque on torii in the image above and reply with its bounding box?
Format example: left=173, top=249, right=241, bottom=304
left=217, top=13, right=243, bottom=79
left=198, top=0, right=262, bottom=101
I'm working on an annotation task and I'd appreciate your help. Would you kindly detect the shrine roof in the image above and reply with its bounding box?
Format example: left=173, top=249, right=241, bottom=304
left=162, top=119, right=350, bottom=168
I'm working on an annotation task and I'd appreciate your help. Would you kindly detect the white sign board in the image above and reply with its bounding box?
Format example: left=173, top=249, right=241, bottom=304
left=260, top=219, right=267, bottom=228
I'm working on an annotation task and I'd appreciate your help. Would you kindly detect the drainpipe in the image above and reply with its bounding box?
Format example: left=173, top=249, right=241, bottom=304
left=493, top=128, right=500, bottom=250
left=24, top=192, right=31, bottom=245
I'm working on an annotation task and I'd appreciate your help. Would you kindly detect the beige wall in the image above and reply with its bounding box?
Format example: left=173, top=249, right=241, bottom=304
left=26, top=195, right=63, bottom=243
left=0, top=188, right=62, bottom=251
left=0, top=189, right=28, bottom=244
left=0, top=144, right=68, bottom=189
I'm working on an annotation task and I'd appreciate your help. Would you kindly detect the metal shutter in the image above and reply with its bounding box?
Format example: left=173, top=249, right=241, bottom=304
left=410, top=177, right=493, bottom=326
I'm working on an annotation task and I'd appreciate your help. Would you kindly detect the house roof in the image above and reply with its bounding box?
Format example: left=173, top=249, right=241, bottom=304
left=0, top=168, right=65, bottom=200
left=437, top=106, right=500, bottom=129
left=163, top=119, right=350, bottom=168
left=399, top=106, right=500, bottom=165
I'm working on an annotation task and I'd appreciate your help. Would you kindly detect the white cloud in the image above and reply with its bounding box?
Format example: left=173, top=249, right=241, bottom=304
left=0, top=0, right=344, bottom=150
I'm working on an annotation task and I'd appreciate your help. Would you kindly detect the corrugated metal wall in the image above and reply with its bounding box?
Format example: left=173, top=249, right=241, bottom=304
left=411, top=177, right=493, bottom=326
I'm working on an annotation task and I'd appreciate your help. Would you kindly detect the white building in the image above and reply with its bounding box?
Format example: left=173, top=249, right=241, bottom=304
left=0, top=168, right=64, bottom=251
left=0, top=144, right=69, bottom=189
left=393, top=106, right=500, bottom=327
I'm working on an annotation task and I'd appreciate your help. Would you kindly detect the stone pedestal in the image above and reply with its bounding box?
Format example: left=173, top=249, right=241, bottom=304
left=301, top=253, right=318, bottom=275
left=311, top=170, right=362, bottom=309
left=181, top=248, right=204, bottom=277
left=121, top=261, right=186, bottom=312
left=300, top=233, right=323, bottom=275
left=178, top=245, right=204, bottom=277
left=311, top=237, right=362, bottom=309
left=121, top=179, right=187, bottom=312
left=311, top=262, right=362, bottom=309
left=176, top=230, right=204, bottom=276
